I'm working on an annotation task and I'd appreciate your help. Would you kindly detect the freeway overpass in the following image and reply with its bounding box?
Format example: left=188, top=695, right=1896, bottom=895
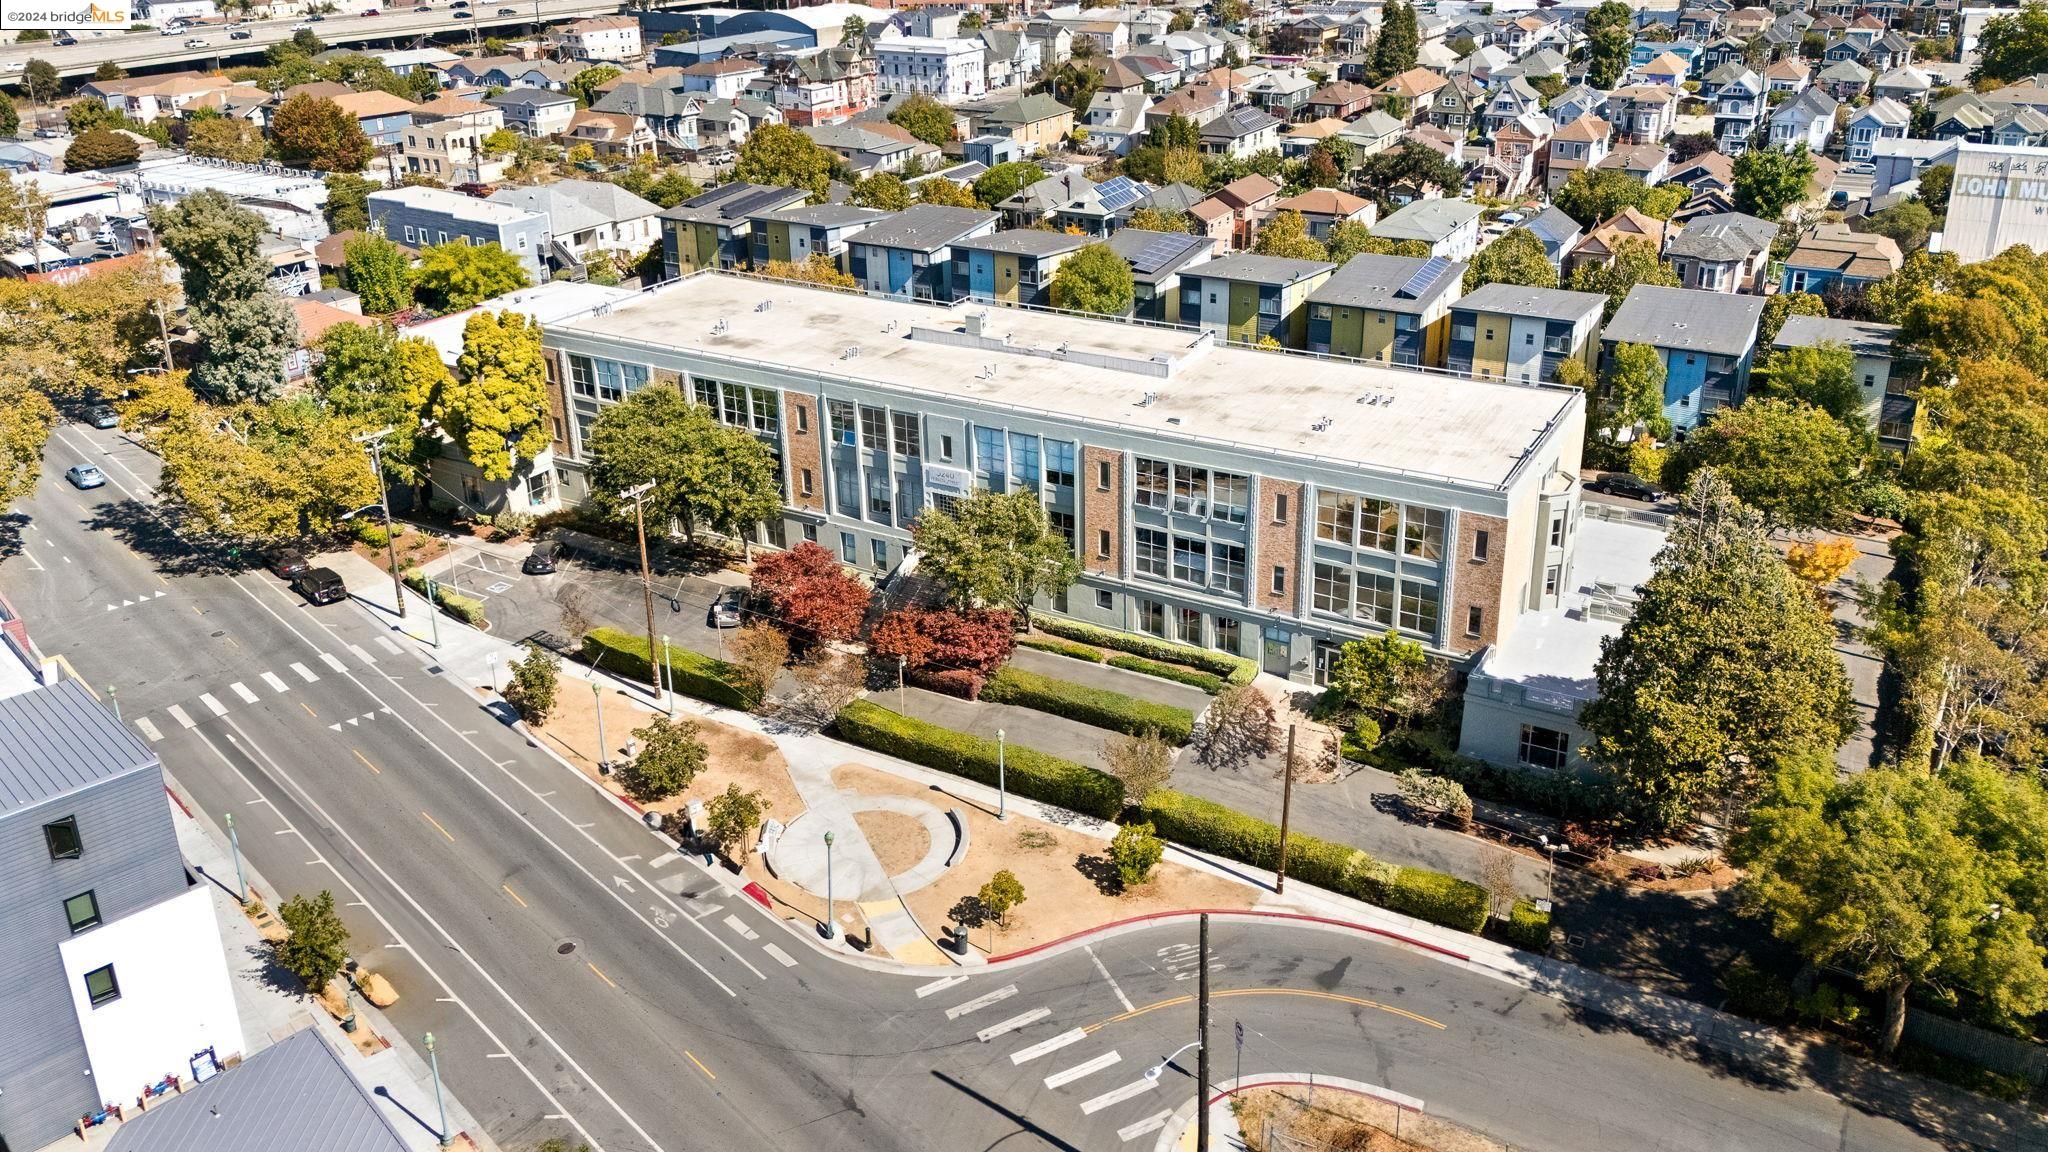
left=1, top=0, right=711, bottom=81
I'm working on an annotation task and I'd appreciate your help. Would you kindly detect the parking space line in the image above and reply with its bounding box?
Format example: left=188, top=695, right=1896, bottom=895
left=1045, top=1050, right=1119, bottom=1089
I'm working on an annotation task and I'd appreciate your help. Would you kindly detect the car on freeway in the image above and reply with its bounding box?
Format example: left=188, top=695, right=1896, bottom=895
left=291, top=19, right=309, bottom=27
left=232, top=28, right=252, bottom=36
left=65, top=465, right=107, bottom=490
left=307, top=13, right=325, bottom=19
left=453, top=10, right=471, bottom=16
left=708, top=588, right=744, bottom=629
left=361, top=7, right=380, bottom=13
left=521, top=541, right=561, bottom=575
left=263, top=547, right=312, bottom=579
left=184, top=36, right=209, bottom=46
left=497, top=6, right=516, bottom=12
left=414, top=4, right=430, bottom=8
left=1586, top=472, right=1660, bottom=502
left=290, top=568, right=347, bottom=605
left=85, top=404, right=118, bottom=429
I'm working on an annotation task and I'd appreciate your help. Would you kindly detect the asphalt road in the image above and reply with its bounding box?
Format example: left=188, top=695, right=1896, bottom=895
left=0, top=422, right=2017, bottom=1152
left=2, top=0, right=621, bottom=81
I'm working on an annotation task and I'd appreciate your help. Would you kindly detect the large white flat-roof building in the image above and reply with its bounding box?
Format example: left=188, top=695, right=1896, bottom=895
left=541, top=271, right=1588, bottom=680
left=1939, top=142, right=2048, bottom=265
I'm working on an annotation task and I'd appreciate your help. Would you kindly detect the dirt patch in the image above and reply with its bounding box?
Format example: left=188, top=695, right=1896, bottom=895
left=854, top=810, right=930, bottom=875
left=830, top=763, right=1257, bottom=956
left=352, top=524, right=454, bottom=575
left=1235, top=1085, right=1508, bottom=1152
left=1592, top=853, right=1739, bottom=893
left=529, top=675, right=802, bottom=822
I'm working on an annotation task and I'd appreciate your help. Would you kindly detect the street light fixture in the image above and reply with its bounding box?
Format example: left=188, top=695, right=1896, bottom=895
left=821, top=830, right=838, bottom=941
left=592, top=681, right=609, bottom=773
left=424, top=1031, right=451, bottom=1148
left=996, top=728, right=1007, bottom=821
left=353, top=428, right=406, bottom=619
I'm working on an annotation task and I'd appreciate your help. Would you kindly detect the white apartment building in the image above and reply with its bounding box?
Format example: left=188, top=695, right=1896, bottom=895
left=556, top=15, right=642, bottom=63
left=874, top=35, right=987, bottom=101
left=403, top=99, right=508, bottom=185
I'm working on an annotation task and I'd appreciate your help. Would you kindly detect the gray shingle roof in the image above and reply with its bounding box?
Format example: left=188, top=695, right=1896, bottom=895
left=1603, top=284, right=1765, bottom=356
left=1520, top=205, right=1581, bottom=246
left=750, top=203, right=893, bottom=228
left=0, top=679, right=153, bottom=816
left=104, top=1029, right=410, bottom=1152
left=1105, top=227, right=1213, bottom=282
left=1307, top=253, right=1464, bottom=311
left=1456, top=282, right=1607, bottom=323
left=847, top=205, right=998, bottom=252
left=1664, top=212, right=1776, bottom=261
left=1773, top=314, right=1902, bottom=357
left=954, top=230, right=1091, bottom=257
left=1189, top=253, right=1334, bottom=286
left=1372, top=198, right=1483, bottom=243
left=662, top=183, right=808, bottom=225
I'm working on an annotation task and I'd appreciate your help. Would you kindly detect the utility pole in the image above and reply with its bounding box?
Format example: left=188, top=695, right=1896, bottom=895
left=1275, top=724, right=1296, bottom=894
left=619, top=481, right=660, bottom=695
left=353, top=428, right=407, bottom=618
left=1197, top=912, right=1211, bottom=1152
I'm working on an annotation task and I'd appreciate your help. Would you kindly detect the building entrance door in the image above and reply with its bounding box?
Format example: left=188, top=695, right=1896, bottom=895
left=1262, top=627, right=1290, bottom=677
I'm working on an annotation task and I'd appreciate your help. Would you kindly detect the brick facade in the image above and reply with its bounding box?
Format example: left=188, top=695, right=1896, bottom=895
left=1081, top=445, right=1124, bottom=577
left=1257, top=478, right=1305, bottom=615
left=782, top=389, right=826, bottom=513
left=1449, top=511, right=1509, bottom=655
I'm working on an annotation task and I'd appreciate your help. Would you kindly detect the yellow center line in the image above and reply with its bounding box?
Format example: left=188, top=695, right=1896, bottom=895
left=225, top=635, right=239, bottom=648
left=587, top=961, right=616, bottom=989
left=1084, top=988, right=1444, bottom=1035
left=352, top=749, right=381, bottom=775
left=301, top=701, right=317, bottom=718
left=192, top=605, right=203, bottom=616
left=501, top=884, right=527, bottom=908
left=685, top=1051, right=716, bottom=1081
left=156, top=574, right=168, bottom=586
left=421, top=811, right=454, bottom=842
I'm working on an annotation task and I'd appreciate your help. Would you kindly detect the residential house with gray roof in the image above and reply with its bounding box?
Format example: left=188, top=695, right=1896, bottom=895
left=488, top=87, right=578, bottom=138
left=1104, top=227, right=1217, bottom=322
left=846, top=204, right=1000, bottom=301
left=102, top=1029, right=408, bottom=1152
left=488, top=179, right=661, bottom=273
left=1663, top=211, right=1776, bottom=293
left=1179, top=254, right=1336, bottom=347
left=1447, top=283, right=1607, bottom=385
left=1371, top=198, right=1484, bottom=261
left=745, top=203, right=892, bottom=272
left=1770, top=86, right=1838, bottom=153
left=952, top=230, right=1091, bottom=307
left=661, top=182, right=809, bottom=276
left=1599, top=284, right=1766, bottom=429
left=1773, top=314, right=1924, bottom=447
left=1306, top=252, right=1467, bottom=365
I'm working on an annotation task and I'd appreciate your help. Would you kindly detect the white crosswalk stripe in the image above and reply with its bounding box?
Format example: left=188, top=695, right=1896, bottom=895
left=347, top=643, right=376, bottom=664
left=1045, top=1050, right=1119, bottom=1089
left=373, top=635, right=406, bottom=655
left=945, top=984, right=1017, bottom=1020
left=1118, top=1111, right=1173, bottom=1142
left=1080, top=1077, right=1157, bottom=1116
left=133, top=717, right=163, bottom=742
left=762, top=943, right=798, bottom=968
left=916, top=975, right=968, bottom=999
left=198, top=693, right=228, bottom=717
left=1011, top=1029, right=1088, bottom=1066
left=229, top=682, right=259, bottom=704
left=319, top=652, right=348, bottom=673
left=166, top=704, right=196, bottom=729
left=977, top=1007, right=1050, bottom=1043
left=260, top=671, right=290, bottom=693
left=722, top=914, right=759, bottom=941
left=289, top=662, right=319, bottom=683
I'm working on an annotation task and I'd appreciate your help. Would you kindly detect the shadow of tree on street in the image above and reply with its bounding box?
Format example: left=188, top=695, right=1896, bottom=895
left=85, top=498, right=246, bottom=578
left=0, top=511, right=25, bottom=562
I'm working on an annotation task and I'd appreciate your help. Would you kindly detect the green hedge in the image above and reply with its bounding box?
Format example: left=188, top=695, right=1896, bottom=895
left=831, top=700, right=1124, bottom=819
left=1498, top=899, right=1553, bottom=952
left=1135, top=789, right=1488, bottom=934
left=1106, top=654, right=1225, bottom=694
left=1030, top=613, right=1256, bottom=686
left=980, top=667, right=1196, bottom=744
left=1017, top=635, right=1106, bottom=662
left=579, top=627, right=761, bottom=712
left=403, top=571, right=485, bottom=627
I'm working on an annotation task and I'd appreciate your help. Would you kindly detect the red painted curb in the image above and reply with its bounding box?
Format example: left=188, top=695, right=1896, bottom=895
left=988, top=909, right=1470, bottom=965
left=742, top=881, right=773, bottom=910
left=164, top=785, right=193, bottom=819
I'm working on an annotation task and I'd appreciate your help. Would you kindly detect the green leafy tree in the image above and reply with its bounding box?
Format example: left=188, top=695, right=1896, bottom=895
left=64, top=129, right=140, bottom=171
left=1108, top=822, right=1165, bottom=891
left=1252, top=210, right=1327, bottom=259
left=481, top=126, right=522, bottom=158
left=1037, top=60, right=1100, bottom=116
left=149, top=190, right=299, bottom=402
left=1102, top=728, right=1174, bottom=805
left=1971, top=1, right=2048, bottom=83
left=1758, top=290, right=1828, bottom=349
left=1569, top=236, right=1679, bottom=322
left=1126, top=205, right=1196, bottom=234
left=887, top=93, right=955, bottom=145
left=1552, top=168, right=1684, bottom=228
left=343, top=232, right=413, bottom=315
left=705, top=783, right=768, bottom=857
left=1917, top=163, right=1953, bottom=216
left=1367, top=0, right=1418, bottom=82
left=1325, top=631, right=1443, bottom=728
left=1664, top=399, right=1864, bottom=530
left=1582, top=470, right=1857, bottom=832
left=156, top=396, right=381, bottom=539
left=276, top=890, right=351, bottom=991
left=617, top=715, right=708, bottom=803
left=910, top=488, right=1081, bottom=618
left=186, top=117, right=267, bottom=163
left=1732, top=143, right=1817, bottom=221
left=840, top=14, right=866, bottom=43
left=312, top=325, right=444, bottom=492
left=1048, top=242, right=1135, bottom=315
left=442, top=310, right=550, bottom=484
left=502, top=643, right=560, bottom=724
left=568, top=64, right=622, bottom=107
left=1154, top=112, right=1201, bottom=152
left=851, top=172, right=912, bottom=211
left=412, top=240, right=531, bottom=311
left=23, top=58, right=59, bottom=105
left=581, top=383, right=782, bottom=543
left=1733, top=755, right=2048, bottom=1052
left=1859, top=200, right=1935, bottom=253
left=1602, top=341, right=1671, bottom=439
left=645, top=168, right=701, bottom=209
left=918, top=176, right=981, bottom=208
left=973, top=161, right=1046, bottom=207
left=1326, top=220, right=1428, bottom=263
left=734, top=122, right=836, bottom=202
left=0, top=383, right=57, bottom=503
left=325, top=172, right=377, bottom=233
left=0, top=98, right=17, bottom=138
left=66, top=99, right=114, bottom=135
left=1584, top=0, right=1635, bottom=88
left=1463, top=228, right=1556, bottom=292
left=1356, top=141, right=1464, bottom=208
left=270, top=94, right=372, bottom=173
left=978, top=869, right=1027, bottom=927
left=1760, top=341, right=1865, bottom=427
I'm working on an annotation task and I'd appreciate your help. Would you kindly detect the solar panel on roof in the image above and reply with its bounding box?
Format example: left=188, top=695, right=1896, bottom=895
left=1130, top=233, right=1194, bottom=275
left=1396, top=254, right=1453, bottom=300
left=1095, top=176, right=1144, bottom=214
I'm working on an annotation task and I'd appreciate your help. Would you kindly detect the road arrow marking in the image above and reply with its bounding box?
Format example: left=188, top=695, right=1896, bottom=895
left=328, top=722, right=342, bottom=732
left=611, top=875, right=634, bottom=892
left=154, top=589, right=165, bottom=598
left=1045, top=1049, right=1119, bottom=1088
left=346, top=716, right=360, bottom=726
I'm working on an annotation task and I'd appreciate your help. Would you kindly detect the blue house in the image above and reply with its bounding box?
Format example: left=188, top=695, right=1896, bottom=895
left=1779, top=222, right=1904, bottom=296
left=950, top=230, right=1090, bottom=306
left=366, top=186, right=551, bottom=280
left=845, top=205, right=999, bottom=301
left=1599, top=285, right=1764, bottom=431
left=1629, top=38, right=1702, bottom=73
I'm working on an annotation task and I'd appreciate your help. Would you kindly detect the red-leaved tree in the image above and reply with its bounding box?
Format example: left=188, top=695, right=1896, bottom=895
left=748, top=541, right=872, bottom=642
left=869, top=607, right=1016, bottom=676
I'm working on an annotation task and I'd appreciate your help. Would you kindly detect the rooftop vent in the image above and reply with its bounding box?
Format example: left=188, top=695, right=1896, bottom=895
left=711, top=318, right=728, bottom=336
left=1137, top=391, right=1159, bottom=406
left=842, top=345, right=860, bottom=359
left=756, top=299, right=773, bottom=312
left=977, top=364, right=996, bottom=380
left=1311, top=416, right=1334, bottom=432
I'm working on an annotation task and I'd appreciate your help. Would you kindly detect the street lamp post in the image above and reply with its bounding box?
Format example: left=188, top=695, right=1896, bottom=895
left=422, top=576, right=442, bottom=648
left=822, top=830, right=838, bottom=940
left=424, top=1031, right=451, bottom=1148
left=619, top=481, right=660, bottom=699
left=897, top=655, right=907, bottom=714
left=1539, top=834, right=1560, bottom=904
left=224, top=811, right=247, bottom=904
left=107, top=685, right=119, bottom=723
left=353, top=428, right=406, bottom=619
left=996, top=728, right=1008, bottom=821
left=661, top=634, right=674, bottom=715
left=593, top=681, right=609, bottom=773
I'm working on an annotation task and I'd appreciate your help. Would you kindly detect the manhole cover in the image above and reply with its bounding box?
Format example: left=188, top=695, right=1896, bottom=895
left=556, top=941, right=576, bottom=955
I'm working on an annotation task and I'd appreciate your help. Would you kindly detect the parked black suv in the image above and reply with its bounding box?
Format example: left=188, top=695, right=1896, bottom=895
left=290, top=568, right=347, bottom=605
